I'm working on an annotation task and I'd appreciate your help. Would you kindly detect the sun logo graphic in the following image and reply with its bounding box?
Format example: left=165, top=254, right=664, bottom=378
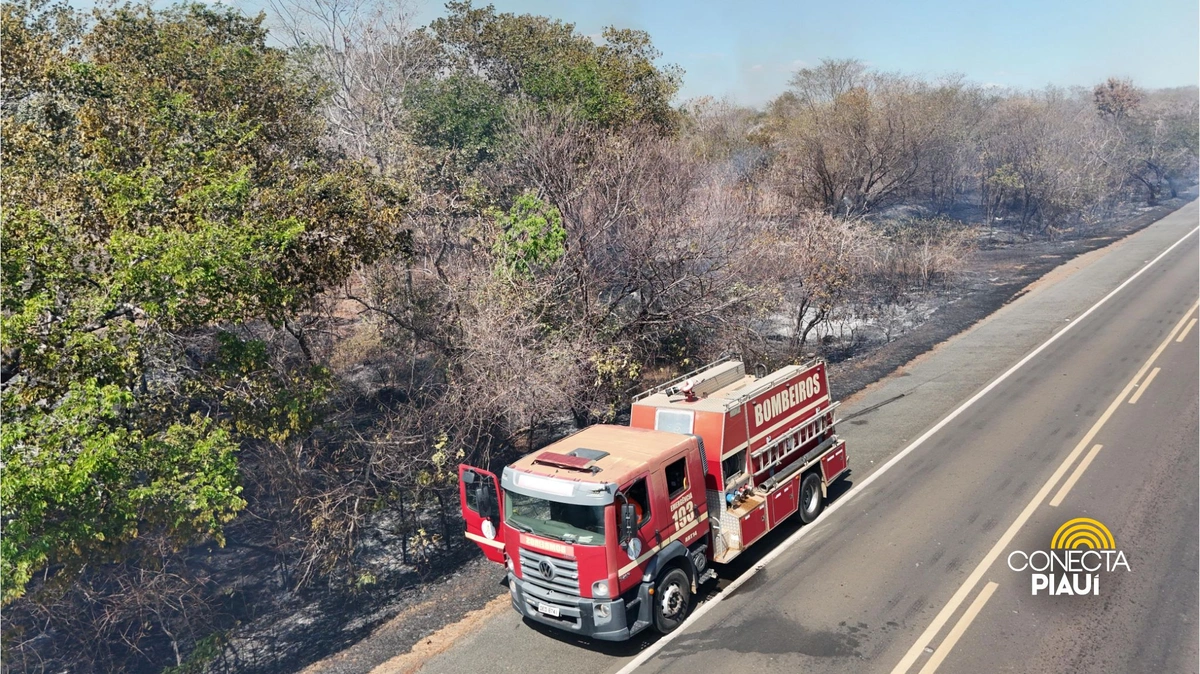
left=1050, top=518, right=1116, bottom=550
left=1007, top=517, right=1130, bottom=596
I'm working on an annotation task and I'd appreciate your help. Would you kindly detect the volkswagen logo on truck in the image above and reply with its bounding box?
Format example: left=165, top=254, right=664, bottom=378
left=538, top=559, right=555, bottom=580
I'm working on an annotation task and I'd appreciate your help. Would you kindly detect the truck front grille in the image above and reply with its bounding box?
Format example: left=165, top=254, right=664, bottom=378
left=518, top=548, right=581, bottom=598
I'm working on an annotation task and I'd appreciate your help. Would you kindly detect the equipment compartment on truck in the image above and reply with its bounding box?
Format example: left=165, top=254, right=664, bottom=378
left=630, top=358, right=846, bottom=562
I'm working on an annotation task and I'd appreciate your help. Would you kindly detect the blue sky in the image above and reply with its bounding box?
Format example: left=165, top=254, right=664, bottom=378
left=387, top=0, right=1200, bottom=106
left=220, top=0, right=1198, bottom=106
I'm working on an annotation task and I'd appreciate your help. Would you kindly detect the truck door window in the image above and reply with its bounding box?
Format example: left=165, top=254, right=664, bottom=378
left=665, top=457, right=689, bottom=500
left=465, top=473, right=490, bottom=513
left=466, top=482, right=480, bottom=513
left=622, top=478, right=651, bottom=527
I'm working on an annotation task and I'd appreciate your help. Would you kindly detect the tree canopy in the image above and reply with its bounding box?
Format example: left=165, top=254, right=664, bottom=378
left=1, top=0, right=402, bottom=605
left=429, top=1, right=681, bottom=132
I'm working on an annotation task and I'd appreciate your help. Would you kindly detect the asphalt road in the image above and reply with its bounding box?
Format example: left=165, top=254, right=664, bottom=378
left=929, top=284, right=1200, bottom=674
left=417, top=201, right=1199, bottom=674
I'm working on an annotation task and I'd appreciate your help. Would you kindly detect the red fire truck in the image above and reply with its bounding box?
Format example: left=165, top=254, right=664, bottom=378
left=458, top=358, right=848, bottom=640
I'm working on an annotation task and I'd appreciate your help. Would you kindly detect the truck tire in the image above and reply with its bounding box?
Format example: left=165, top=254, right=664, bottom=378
left=798, top=472, right=824, bottom=524
left=653, top=567, right=692, bottom=634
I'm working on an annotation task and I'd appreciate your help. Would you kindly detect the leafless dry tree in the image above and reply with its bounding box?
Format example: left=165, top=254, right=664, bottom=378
left=269, top=0, right=435, bottom=174
left=765, top=64, right=940, bottom=216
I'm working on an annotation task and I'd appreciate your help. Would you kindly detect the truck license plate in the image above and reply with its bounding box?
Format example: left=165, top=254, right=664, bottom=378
left=537, top=602, right=561, bottom=617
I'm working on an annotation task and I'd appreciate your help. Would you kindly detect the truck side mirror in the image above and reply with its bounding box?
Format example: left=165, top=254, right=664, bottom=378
left=619, top=502, right=638, bottom=545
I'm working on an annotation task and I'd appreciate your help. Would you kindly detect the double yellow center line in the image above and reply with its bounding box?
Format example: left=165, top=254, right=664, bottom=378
left=891, top=299, right=1199, bottom=674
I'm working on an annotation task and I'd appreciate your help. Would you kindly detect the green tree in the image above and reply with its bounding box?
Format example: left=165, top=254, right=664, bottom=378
left=1, top=0, right=401, bottom=623
left=490, top=191, right=566, bottom=278
left=409, top=72, right=507, bottom=168
left=428, top=1, right=681, bottom=132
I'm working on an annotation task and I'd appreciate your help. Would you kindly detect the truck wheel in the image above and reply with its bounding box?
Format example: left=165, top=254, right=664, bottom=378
left=798, top=472, right=824, bottom=524
left=653, top=567, right=692, bottom=634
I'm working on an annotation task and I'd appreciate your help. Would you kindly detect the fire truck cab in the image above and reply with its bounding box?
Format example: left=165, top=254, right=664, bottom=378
left=459, top=358, right=848, bottom=640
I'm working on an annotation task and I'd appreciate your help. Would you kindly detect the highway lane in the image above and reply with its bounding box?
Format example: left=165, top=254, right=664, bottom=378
left=929, top=296, right=1199, bottom=674
left=416, top=205, right=1199, bottom=674
left=629, top=219, right=1198, bottom=673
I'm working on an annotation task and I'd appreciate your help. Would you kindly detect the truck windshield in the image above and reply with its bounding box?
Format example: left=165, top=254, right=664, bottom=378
left=504, top=490, right=606, bottom=545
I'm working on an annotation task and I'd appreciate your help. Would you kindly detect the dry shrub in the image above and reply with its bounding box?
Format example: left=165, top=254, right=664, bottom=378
left=874, top=217, right=977, bottom=291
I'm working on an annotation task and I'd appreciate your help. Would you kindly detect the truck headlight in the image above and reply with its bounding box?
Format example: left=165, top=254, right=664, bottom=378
left=591, top=580, right=610, bottom=598
left=594, top=602, right=611, bottom=623
left=506, top=557, right=514, bottom=573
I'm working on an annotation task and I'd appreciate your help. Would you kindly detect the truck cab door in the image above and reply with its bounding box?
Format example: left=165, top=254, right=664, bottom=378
left=617, top=476, right=656, bottom=580
left=458, top=464, right=506, bottom=564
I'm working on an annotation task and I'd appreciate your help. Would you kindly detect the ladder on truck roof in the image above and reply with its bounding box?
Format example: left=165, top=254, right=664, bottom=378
left=632, top=354, right=823, bottom=407
left=631, top=354, right=739, bottom=402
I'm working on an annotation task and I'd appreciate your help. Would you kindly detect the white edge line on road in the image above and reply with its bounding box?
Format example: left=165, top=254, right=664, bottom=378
left=611, top=224, right=1200, bottom=674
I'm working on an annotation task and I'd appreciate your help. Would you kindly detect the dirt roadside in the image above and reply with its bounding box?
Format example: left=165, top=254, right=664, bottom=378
left=292, top=194, right=1197, bottom=674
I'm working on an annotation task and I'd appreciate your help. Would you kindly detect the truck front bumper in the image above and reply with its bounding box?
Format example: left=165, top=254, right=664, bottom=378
left=507, top=573, right=653, bottom=641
